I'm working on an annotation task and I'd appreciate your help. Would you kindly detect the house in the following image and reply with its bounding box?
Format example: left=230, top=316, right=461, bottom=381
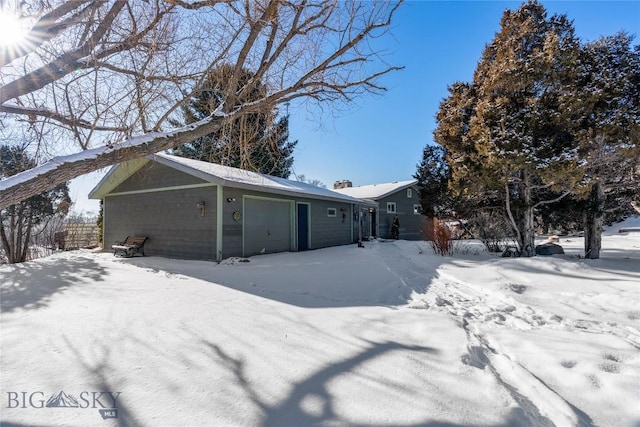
left=89, top=153, right=374, bottom=261
left=332, top=179, right=425, bottom=240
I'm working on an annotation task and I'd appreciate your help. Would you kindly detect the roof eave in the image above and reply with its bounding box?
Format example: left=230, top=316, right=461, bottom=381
left=91, top=154, right=375, bottom=205
left=374, top=181, right=419, bottom=200
left=88, top=157, right=150, bottom=199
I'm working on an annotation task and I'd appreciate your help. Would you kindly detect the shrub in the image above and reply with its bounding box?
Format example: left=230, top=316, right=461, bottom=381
left=424, top=218, right=455, bottom=256
left=467, top=210, right=515, bottom=252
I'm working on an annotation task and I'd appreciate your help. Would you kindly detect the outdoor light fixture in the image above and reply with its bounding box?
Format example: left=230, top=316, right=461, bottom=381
left=226, top=197, right=236, bottom=203
left=196, top=201, right=206, bottom=217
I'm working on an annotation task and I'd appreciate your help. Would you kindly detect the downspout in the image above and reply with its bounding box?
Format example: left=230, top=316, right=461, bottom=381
left=101, top=198, right=106, bottom=251
left=350, top=204, right=354, bottom=243
left=216, top=185, right=223, bottom=262
left=358, top=205, right=362, bottom=243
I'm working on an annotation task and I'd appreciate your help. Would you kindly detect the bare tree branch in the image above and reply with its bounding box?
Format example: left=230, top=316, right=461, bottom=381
left=0, top=111, right=231, bottom=208
left=1, top=1, right=129, bottom=103
left=1, top=0, right=403, bottom=209
left=0, top=104, right=127, bottom=132
left=0, top=0, right=99, bottom=67
left=533, top=190, right=572, bottom=208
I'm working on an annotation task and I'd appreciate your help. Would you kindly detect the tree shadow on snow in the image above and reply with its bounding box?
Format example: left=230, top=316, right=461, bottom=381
left=201, top=338, right=546, bottom=427
left=488, top=254, right=640, bottom=283
left=121, top=242, right=443, bottom=309
left=0, top=255, right=108, bottom=313
left=203, top=339, right=442, bottom=427
left=59, top=336, right=138, bottom=427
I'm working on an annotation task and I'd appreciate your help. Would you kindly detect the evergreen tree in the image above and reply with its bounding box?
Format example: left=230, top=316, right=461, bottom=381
left=570, top=33, right=640, bottom=258
left=0, top=145, right=70, bottom=263
left=173, top=65, right=297, bottom=178
left=434, top=1, right=583, bottom=256
left=96, top=200, right=104, bottom=245
left=414, top=145, right=452, bottom=217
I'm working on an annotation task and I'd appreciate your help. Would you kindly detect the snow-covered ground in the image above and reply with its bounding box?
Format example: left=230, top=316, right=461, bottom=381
left=1, top=218, right=639, bottom=427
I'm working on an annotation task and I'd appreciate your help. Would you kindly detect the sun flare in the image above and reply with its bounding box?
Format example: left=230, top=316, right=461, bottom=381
left=0, top=10, right=28, bottom=47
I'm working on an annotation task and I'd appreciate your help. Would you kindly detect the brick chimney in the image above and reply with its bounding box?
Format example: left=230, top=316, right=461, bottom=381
left=333, top=180, right=353, bottom=189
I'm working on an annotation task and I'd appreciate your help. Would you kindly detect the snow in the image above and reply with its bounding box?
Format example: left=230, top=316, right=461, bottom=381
left=1, top=218, right=639, bottom=426
left=0, top=113, right=222, bottom=192
left=149, top=153, right=367, bottom=204
left=332, top=179, right=418, bottom=200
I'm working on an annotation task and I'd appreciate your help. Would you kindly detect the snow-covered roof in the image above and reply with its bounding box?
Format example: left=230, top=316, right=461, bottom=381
left=332, top=180, right=418, bottom=200
left=90, top=153, right=372, bottom=205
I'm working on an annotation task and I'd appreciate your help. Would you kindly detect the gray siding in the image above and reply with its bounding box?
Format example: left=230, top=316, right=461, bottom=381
left=244, top=197, right=293, bottom=256
left=220, top=187, right=244, bottom=258
left=220, top=187, right=353, bottom=258
left=308, top=200, right=352, bottom=249
left=377, top=187, right=426, bottom=240
left=104, top=186, right=217, bottom=260
left=112, top=162, right=206, bottom=194
left=102, top=160, right=359, bottom=260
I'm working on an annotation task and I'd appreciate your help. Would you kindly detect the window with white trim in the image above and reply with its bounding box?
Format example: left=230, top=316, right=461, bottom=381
left=386, top=202, right=396, bottom=214
left=407, top=188, right=412, bottom=198
left=327, top=208, right=337, bottom=217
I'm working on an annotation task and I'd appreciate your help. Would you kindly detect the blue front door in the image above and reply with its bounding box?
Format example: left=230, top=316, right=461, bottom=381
left=297, top=204, right=309, bottom=251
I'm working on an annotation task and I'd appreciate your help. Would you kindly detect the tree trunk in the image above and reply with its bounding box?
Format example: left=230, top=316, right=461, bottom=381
left=583, top=181, right=605, bottom=259
left=519, top=171, right=536, bottom=257
left=0, top=114, right=228, bottom=210
left=519, top=207, right=536, bottom=257
left=504, top=181, right=522, bottom=251
left=0, top=216, right=12, bottom=263
left=20, top=215, right=33, bottom=263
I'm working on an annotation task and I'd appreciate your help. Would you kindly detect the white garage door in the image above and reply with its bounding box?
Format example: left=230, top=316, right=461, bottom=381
left=244, top=198, right=292, bottom=256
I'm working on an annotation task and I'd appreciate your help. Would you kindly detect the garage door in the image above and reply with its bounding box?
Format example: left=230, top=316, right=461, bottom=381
left=244, top=198, right=292, bottom=256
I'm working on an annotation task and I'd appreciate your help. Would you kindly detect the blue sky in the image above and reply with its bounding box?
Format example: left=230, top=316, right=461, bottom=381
left=288, top=0, right=640, bottom=187
left=70, top=0, right=640, bottom=214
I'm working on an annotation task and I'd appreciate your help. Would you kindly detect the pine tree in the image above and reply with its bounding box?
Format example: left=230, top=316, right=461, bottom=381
left=173, top=65, right=297, bottom=178
left=414, top=145, right=452, bottom=217
left=569, top=33, right=640, bottom=258
left=434, top=1, right=583, bottom=256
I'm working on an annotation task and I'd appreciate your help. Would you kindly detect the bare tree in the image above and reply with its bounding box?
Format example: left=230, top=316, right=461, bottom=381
left=0, top=0, right=403, bottom=209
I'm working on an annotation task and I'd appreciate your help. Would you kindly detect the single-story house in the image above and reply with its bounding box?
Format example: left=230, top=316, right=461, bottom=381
left=332, top=179, right=426, bottom=240
left=89, top=153, right=375, bottom=261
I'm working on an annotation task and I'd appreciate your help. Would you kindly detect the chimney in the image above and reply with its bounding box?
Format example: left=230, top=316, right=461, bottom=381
left=333, top=180, right=353, bottom=189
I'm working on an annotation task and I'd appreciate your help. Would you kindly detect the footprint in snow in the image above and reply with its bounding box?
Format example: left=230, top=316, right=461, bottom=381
left=507, top=283, right=526, bottom=294
left=602, top=352, right=622, bottom=362
left=586, top=374, right=602, bottom=388
left=598, top=362, right=620, bottom=374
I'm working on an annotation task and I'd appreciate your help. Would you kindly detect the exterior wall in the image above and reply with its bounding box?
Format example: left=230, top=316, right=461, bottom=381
left=102, top=161, right=357, bottom=260
left=112, top=162, right=205, bottom=193
left=309, top=200, right=352, bottom=249
left=104, top=186, right=217, bottom=260
left=377, top=187, right=426, bottom=240
left=220, top=187, right=353, bottom=258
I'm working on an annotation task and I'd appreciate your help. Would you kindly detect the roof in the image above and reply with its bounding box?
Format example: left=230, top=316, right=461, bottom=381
left=89, top=153, right=372, bottom=205
left=332, top=180, right=418, bottom=200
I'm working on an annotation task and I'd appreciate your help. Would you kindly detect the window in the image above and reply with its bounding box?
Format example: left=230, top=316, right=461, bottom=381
left=413, top=204, right=421, bottom=215
left=327, top=208, right=337, bottom=217
left=386, top=202, right=396, bottom=214
left=407, top=188, right=412, bottom=198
